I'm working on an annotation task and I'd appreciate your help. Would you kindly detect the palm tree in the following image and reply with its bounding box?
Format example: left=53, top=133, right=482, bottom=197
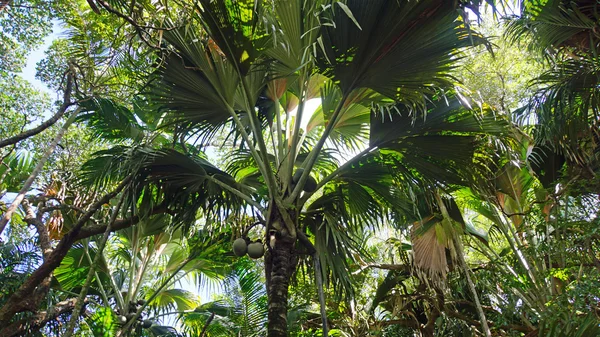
left=181, top=260, right=268, bottom=337
left=89, top=1, right=511, bottom=336
left=52, top=221, right=232, bottom=337
left=507, top=0, right=600, bottom=189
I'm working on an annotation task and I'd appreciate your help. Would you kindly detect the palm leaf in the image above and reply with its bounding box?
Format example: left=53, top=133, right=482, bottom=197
left=370, top=95, right=510, bottom=187
left=194, top=0, right=266, bottom=76
left=150, top=288, right=199, bottom=312
left=85, top=306, right=118, bottom=337
left=0, top=150, right=35, bottom=193
left=53, top=243, right=111, bottom=297
left=317, top=0, right=484, bottom=104
left=77, top=97, right=146, bottom=141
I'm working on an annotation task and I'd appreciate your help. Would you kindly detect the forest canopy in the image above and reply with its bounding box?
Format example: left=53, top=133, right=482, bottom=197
left=0, top=0, right=599, bottom=336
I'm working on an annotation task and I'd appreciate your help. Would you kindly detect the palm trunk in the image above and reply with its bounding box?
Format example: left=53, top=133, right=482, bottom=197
left=265, top=215, right=297, bottom=337
left=0, top=110, right=79, bottom=236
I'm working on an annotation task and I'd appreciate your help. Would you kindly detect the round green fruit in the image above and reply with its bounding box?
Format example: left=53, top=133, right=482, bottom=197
left=142, top=319, right=153, bottom=329
left=303, top=175, right=318, bottom=192
left=233, top=238, right=248, bottom=257
left=247, top=242, right=264, bottom=259
left=292, top=168, right=304, bottom=183
left=292, top=169, right=318, bottom=192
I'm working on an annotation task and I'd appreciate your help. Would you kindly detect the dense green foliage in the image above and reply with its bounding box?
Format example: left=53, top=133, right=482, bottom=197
left=1, top=1, right=599, bottom=337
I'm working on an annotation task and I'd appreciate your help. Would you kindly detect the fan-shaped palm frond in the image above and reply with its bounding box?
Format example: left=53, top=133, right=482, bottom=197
left=155, top=26, right=239, bottom=146
left=193, top=0, right=267, bottom=76
left=317, top=0, right=487, bottom=104
left=507, top=0, right=600, bottom=181
left=82, top=145, right=256, bottom=230
left=506, top=0, right=597, bottom=54
left=370, top=95, right=510, bottom=187
left=515, top=56, right=600, bottom=165
left=77, top=97, right=148, bottom=141
left=150, top=289, right=199, bottom=313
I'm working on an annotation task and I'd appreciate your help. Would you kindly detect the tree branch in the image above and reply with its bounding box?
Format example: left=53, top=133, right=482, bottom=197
left=94, top=0, right=166, bottom=49
left=75, top=204, right=169, bottom=240
left=0, top=177, right=132, bottom=325
left=352, top=263, right=411, bottom=275
left=22, top=199, right=52, bottom=259
left=286, top=92, right=350, bottom=203
left=2, top=298, right=88, bottom=337
left=0, top=69, right=74, bottom=149
left=0, top=108, right=81, bottom=236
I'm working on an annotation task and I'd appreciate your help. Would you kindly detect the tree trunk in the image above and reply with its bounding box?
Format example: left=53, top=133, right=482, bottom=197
left=3, top=297, right=87, bottom=337
left=265, top=213, right=297, bottom=337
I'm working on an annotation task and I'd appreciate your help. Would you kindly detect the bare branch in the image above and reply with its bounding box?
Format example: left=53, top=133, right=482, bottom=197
left=0, top=68, right=75, bottom=149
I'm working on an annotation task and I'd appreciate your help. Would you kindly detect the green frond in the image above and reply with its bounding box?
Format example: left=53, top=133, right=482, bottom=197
left=516, top=56, right=600, bottom=165
left=54, top=243, right=111, bottom=298
left=0, top=149, right=35, bottom=193
left=150, top=288, right=200, bottom=313
left=370, top=95, right=511, bottom=187
left=77, top=97, right=147, bottom=141
left=184, top=262, right=267, bottom=337
left=317, top=0, right=484, bottom=104
left=304, top=189, right=373, bottom=299
left=263, top=0, right=322, bottom=75
left=194, top=0, right=267, bottom=76
left=506, top=0, right=596, bottom=54
left=84, top=306, right=118, bottom=337
left=82, top=146, right=255, bottom=230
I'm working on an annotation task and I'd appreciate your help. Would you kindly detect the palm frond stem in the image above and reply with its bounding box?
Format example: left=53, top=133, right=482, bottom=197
left=82, top=242, right=112, bottom=306
left=199, top=312, right=215, bottom=337
left=227, top=105, right=274, bottom=197
left=314, top=255, right=329, bottom=337
left=275, top=98, right=285, bottom=166
left=452, top=236, right=492, bottom=337
left=132, top=241, right=154, bottom=304
left=101, top=252, right=127, bottom=310
left=274, top=198, right=297, bottom=238
left=64, top=192, right=126, bottom=337
left=490, top=206, right=548, bottom=311
left=117, top=256, right=192, bottom=336
left=471, top=239, right=540, bottom=314
left=300, top=145, right=377, bottom=206
left=125, top=217, right=140, bottom=308
left=286, top=92, right=350, bottom=203
left=241, top=76, right=279, bottom=197
left=204, top=175, right=263, bottom=210
left=286, top=71, right=309, bottom=190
